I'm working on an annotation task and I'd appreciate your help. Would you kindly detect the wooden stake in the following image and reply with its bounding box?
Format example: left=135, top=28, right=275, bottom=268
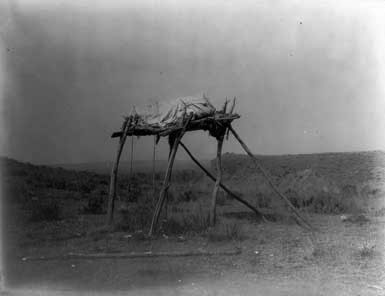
left=228, top=126, right=314, bottom=231
left=210, top=135, right=224, bottom=226
left=226, top=97, right=236, bottom=140
left=221, top=98, right=228, bottom=113
left=106, top=119, right=130, bottom=226
left=148, top=114, right=193, bottom=236
left=229, top=97, right=236, bottom=114
left=179, top=141, right=265, bottom=220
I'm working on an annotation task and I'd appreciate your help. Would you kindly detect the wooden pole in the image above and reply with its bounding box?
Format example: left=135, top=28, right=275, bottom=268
left=148, top=114, right=193, bottom=236
left=209, top=99, right=230, bottom=225
left=210, top=135, right=224, bottom=226
left=149, top=147, right=175, bottom=236
left=126, top=135, right=134, bottom=199
left=152, top=135, right=156, bottom=198
left=129, top=136, right=134, bottom=180
left=228, top=126, right=314, bottom=231
left=164, top=147, right=172, bottom=221
left=164, top=133, right=177, bottom=221
left=179, top=141, right=265, bottom=220
left=106, top=119, right=130, bottom=227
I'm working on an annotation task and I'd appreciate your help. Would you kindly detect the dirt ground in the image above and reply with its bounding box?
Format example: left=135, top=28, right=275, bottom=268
left=3, top=203, right=385, bottom=296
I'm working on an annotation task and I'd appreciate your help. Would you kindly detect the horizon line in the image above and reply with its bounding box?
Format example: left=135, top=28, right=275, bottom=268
left=2, top=149, right=385, bottom=167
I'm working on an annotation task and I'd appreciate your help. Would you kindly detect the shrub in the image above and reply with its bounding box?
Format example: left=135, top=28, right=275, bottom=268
left=374, top=207, right=385, bottom=217
left=216, top=191, right=227, bottom=206
left=165, top=191, right=175, bottom=203
left=176, top=189, right=198, bottom=203
left=161, top=218, right=187, bottom=235
left=81, top=194, right=106, bottom=215
left=123, top=179, right=142, bottom=202
left=160, top=202, right=210, bottom=235
left=79, top=183, right=92, bottom=194
left=256, top=192, right=271, bottom=208
left=4, top=179, right=30, bottom=203
left=170, top=205, right=185, bottom=213
left=115, top=201, right=154, bottom=232
left=99, top=179, right=109, bottom=186
left=284, top=189, right=300, bottom=208
left=224, top=222, right=244, bottom=241
left=308, top=192, right=360, bottom=214
left=29, top=200, right=62, bottom=222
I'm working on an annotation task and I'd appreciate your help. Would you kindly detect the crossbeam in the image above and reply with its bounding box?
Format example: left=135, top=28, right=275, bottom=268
left=111, top=113, right=240, bottom=138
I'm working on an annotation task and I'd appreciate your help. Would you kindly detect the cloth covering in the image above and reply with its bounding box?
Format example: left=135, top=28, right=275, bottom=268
left=130, top=96, right=216, bottom=128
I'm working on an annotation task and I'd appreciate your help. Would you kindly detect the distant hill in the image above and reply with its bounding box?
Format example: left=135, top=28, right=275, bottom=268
left=4, top=150, right=385, bottom=181
left=51, top=159, right=211, bottom=175
left=217, top=150, right=385, bottom=184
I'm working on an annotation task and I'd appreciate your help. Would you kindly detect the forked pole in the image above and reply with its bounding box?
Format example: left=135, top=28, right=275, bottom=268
left=228, top=126, right=314, bottom=231
left=106, top=118, right=130, bottom=227
left=210, top=134, right=224, bottom=226
left=148, top=114, right=193, bottom=236
left=210, top=99, right=228, bottom=226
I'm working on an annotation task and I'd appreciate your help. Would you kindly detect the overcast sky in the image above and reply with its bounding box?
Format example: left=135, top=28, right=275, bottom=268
left=1, top=0, right=385, bottom=164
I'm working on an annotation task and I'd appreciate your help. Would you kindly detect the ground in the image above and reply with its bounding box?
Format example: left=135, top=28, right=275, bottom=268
left=3, top=203, right=385, bottom=296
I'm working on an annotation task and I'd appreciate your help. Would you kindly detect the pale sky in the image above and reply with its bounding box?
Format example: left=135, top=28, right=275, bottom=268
left=1, top=0, right=385, bottom=164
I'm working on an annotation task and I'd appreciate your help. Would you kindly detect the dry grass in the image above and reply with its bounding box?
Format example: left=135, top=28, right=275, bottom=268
left=161, top=202, right=210, bottom=235
left=206, top=222, right=246, bottom=242
left=115, top=201, right=154, bottom=232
